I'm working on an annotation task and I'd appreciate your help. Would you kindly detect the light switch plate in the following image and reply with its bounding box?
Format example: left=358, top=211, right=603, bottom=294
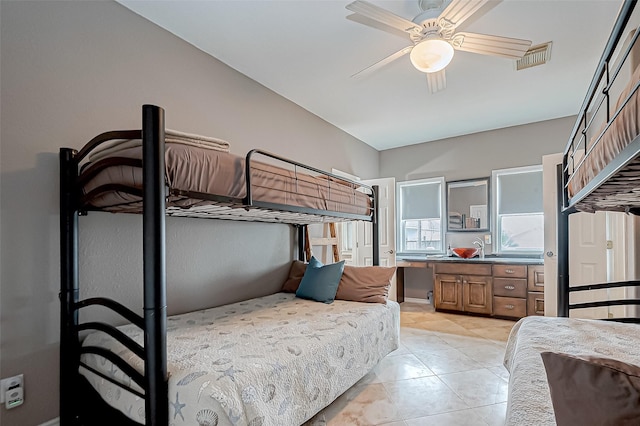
left=484, top=234, right=492, bottom=244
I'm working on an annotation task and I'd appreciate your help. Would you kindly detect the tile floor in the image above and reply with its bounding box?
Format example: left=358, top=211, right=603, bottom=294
left=307, top=302, right=516, bottom=426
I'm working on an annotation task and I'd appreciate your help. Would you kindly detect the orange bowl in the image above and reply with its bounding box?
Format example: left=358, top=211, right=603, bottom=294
left=452, top=247, right=480, bottom=259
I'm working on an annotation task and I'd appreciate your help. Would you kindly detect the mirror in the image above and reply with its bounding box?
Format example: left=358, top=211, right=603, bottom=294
left=447, top=178, right=490, bottom=232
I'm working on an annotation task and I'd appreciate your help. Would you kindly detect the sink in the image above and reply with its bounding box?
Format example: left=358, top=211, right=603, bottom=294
left=452, top=247, right=480, bottom=259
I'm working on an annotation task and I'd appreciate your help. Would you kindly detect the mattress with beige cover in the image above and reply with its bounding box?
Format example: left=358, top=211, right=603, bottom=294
left=80, top=292, right=400, bottom=426
left=503, top=316, right=640, bottom=425
left=568, top=65, right=640, bottom=199
left=79, top=138, right=372, bottom=219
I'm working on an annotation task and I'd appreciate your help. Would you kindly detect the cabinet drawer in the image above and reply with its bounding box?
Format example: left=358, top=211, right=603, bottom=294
left=435, top=263, right=491, bottom=276
left=493, top=278, right=527, bottom=298
left=493, top=264, right=527, bottom=278
left=397, top=260, right=429, bottom=268
left=527, top=291, right=545, bottom=316
left=493, top=296, right=526, bottom=318
left=527, top=265, right=545, bottom=292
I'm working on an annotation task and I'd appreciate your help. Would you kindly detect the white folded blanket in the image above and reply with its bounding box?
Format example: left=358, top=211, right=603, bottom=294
left=89, top=128, right=230, bottom=162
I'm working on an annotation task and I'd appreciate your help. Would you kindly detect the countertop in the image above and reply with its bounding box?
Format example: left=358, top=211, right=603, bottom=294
left=397, top=255, right=544, bottom=265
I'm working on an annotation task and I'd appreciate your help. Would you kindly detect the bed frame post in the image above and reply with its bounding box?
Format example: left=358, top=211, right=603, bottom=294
left=297, top=225, right=306, bottom=261
left=372, top=185, right=380, bottom=266
left=142, top=104, right=168, bottom=425
left=60, top=148, right=80, bottom=425
left=557, top=163, right=570, bottom=317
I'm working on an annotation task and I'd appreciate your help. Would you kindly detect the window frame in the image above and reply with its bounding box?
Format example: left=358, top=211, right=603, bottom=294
left=396, top=177, right=446, bottom=255
left=492, top=165, right=544, bottom=256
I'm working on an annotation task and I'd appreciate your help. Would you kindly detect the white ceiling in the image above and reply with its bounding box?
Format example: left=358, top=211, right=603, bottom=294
left=118, top=0, right=621, bottom=151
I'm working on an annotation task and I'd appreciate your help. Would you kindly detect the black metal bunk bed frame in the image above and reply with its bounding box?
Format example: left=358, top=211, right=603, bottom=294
left=559, top=0, right=640, bottom=322
left=59, top=104, right=380, bottom=425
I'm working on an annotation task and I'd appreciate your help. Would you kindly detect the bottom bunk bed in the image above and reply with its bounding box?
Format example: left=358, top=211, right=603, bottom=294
left=503, top=316, right=640, bottom=425
left=79, top=292, right=400, bottom=425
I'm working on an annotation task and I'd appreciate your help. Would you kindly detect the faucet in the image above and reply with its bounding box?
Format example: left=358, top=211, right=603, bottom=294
left=473, top=237, right=485, bottom=259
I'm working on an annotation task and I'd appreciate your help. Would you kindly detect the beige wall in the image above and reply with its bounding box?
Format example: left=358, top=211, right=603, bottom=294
left=381, top=117, right=576, bottom=299
left=0, top=1, right=379, bottom=424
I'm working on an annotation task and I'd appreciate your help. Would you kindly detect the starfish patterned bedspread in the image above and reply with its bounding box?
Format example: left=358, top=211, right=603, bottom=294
left=503, top=316, right=640, bottom=425
left=80, top=292, right=400, bottom=425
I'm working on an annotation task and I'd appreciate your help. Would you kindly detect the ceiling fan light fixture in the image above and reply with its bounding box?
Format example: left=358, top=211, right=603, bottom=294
left=410, top=39, right=454, bottom=73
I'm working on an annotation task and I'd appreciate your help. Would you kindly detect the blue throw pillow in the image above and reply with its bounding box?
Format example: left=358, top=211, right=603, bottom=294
left=296, top=257, right=345, bottom=304
left=308, top=256, right=323, bottom=269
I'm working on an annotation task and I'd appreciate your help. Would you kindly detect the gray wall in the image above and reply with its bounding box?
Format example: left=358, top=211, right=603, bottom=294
left=0, top=1, right=379, bottom=424
left=381, top=117, right=576, bottom=299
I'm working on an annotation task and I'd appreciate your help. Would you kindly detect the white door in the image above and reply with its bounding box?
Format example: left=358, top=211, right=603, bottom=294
left=357, top=178, right=396, bottom=265
left=543, top=153, right=629, bottom=318
left=355, top=177, right=397, bottom=299
left=568, top=212, right=608, bottom=319
left=542, top=153, right=562, bottom=316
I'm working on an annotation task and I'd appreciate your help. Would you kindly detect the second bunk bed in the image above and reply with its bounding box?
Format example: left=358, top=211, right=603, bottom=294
left=59, top=105, right=400, bottom=426
left=504, top=2, right=640, bottom=424
left=558, top=0, right=640, bottom=321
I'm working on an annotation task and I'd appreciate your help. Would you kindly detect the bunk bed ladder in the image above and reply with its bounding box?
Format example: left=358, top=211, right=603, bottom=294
left=304, top=223, right=340, bottom=263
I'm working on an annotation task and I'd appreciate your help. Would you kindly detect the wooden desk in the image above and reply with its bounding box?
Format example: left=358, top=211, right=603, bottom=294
left=395, top=259, right=431, bottom=303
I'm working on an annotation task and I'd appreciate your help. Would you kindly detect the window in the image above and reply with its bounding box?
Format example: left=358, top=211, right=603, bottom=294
left=396, top=177, right=445, bottom=254
left=492, top=165, right=544, bottom=254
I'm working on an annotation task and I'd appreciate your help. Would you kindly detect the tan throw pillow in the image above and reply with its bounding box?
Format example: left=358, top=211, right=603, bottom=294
left=281, top=260, right=307, bottom=293
left=336, top=265, right=396, bottom=303
left=541, top=351, right=640, bottom=426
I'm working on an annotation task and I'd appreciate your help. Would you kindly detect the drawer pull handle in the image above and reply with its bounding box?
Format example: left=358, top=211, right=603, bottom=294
left=505, top=269, right=515, bottom=274
left=505, top=285, right=515, bottom=290
left=505, top=304, right=515, bottom=310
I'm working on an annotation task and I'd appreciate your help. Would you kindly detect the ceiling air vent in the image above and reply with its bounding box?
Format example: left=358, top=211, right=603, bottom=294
left=516, top=42, right=553, bottom=71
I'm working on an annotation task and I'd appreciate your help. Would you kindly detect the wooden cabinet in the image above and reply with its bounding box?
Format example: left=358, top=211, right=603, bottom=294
left=494, top=296, right=527, bottom=318
left=527, top=265, right=545, bottom=316
left=434, top=263, right=492, bottom=315
left=492, top=264, right=528, bottom=319
left=463, top=275, right=493, bottom=314
left=435, top=274, right=463, bottom=311
left=433, top=260, right=544, bottom=319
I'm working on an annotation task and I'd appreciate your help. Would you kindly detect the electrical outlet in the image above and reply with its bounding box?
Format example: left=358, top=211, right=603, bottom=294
left=0, top=374, right=23, bottom=406
left=484, top=234, right=492, bottom=245
left=5, top=387, right=23, bottom=409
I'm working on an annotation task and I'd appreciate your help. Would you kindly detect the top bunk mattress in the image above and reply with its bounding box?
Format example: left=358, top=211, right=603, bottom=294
left=78, top=137, right=373, bottom=222
left=567, top=64, right=640, bottom=209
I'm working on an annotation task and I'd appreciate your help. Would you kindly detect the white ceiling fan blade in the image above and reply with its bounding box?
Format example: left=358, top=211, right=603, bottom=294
left=346, top=13, right=409, bottom=40
left=351, top=46, right=413, bottom=78
left=426, top=69, right=447, bottom=94
left=452, top=32, right=532, bottom=59
left=346, top=1, right=422, bottom=35
left=439, top=0, right=494, bottom=30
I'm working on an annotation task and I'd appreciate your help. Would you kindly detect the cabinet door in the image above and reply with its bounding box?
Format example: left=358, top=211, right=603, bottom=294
left=527, top=291, right=545, bottom=316
left=435, top=274, right=463, bottom=311
left=527, top=265, right=544, bottom=292
left=463, top=275, right=493, bottom=314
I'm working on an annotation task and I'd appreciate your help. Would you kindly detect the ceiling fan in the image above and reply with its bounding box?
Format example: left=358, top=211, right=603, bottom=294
left=346, top=0, right=532, bottom=93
